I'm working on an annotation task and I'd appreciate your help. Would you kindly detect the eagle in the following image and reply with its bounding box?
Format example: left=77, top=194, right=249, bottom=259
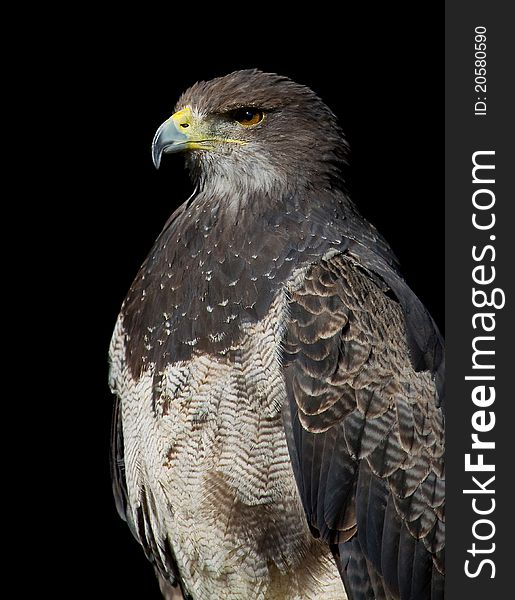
left=109, top=69, right=445, bottom=600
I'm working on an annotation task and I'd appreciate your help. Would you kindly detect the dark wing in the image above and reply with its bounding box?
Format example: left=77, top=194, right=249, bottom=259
left=110, top=396, right=191, bottom=600
left=282, top=252, right=444, bottom=600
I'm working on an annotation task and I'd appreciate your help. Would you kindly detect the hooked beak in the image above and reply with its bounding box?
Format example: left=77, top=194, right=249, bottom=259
left=152, top=105, right=247, bottom=169
left=152, top=107, right=195, bottom=169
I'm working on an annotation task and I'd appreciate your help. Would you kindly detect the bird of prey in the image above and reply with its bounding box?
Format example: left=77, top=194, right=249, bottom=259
left=109, top=69, right=444, bottom=600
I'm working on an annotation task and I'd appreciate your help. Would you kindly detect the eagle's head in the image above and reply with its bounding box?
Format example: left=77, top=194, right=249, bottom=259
left=152, top=69, right=347, bottom=196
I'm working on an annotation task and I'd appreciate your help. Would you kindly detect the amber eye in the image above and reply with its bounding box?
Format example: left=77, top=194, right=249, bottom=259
left=231, top=108, right=264, bottom=127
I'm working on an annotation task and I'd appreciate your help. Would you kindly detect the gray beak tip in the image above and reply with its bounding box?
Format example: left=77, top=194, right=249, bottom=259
left=152, top=144, right=162, bottom=169
left=151, top=118, right=189, bottom=170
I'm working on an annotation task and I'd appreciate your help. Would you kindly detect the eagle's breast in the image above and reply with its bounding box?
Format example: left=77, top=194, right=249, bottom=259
left=110, top=275, right=346, bottom=599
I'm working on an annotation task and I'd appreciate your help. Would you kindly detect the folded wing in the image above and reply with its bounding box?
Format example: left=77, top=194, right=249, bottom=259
left=283, top=252, right=445, bottom=600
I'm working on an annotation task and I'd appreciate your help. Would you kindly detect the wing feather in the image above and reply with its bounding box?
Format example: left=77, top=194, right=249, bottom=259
left=283, top=252, right=444, bottom=600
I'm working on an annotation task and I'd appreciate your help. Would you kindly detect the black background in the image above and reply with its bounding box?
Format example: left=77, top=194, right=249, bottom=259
left=49, top=10, right=443, bottom=598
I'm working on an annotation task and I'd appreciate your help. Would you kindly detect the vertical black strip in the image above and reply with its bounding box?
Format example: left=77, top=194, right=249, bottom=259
left=446, top=2, right=513, bottom=598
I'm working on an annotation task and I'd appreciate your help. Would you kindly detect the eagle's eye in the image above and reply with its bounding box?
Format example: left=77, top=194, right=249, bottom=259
left=231, top=108, right=264, bottom=127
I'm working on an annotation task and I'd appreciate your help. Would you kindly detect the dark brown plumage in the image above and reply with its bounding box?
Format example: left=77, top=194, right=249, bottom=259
left=283, top=254, right=444, bottom=599
left=110, top=69, right=444, bottom=600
